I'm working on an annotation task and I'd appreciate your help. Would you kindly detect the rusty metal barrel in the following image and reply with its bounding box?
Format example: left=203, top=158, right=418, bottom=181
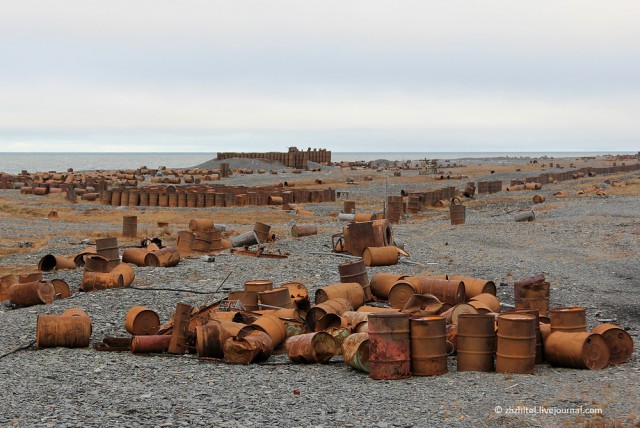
left=36, top=312, right=92, bottom=348
left=145, top=247, right=181, bottom=267
left=457, top=314, right=496, bottom=372
left=362, top=246, right=399, bottom=267
left=291, top=224, right=318, bottom=238
left=239, top=313, right=286, bottom=347
left=342, top=332, right=370, bottom=373
left=38, top=254, right=77, bottom=272
left=449, top=205, right=466, bottom=225
left=343, top=200, right=356, bottom=214
left=406, top=276, right=466, bottom=305
left=512, top=309, right=544, bottom=364
left=228, top=290, right=259, bottom=311
left=196, top=320, right=244, bottom=358
left=368, top=312, right=411, bottom=380
left=124, top=306, right=160, bottom=336
left=370, top=273, right=404, bottom=300
left=550, top=307, right=587, bottom=333
left=8, top=281, right=56, bottom=306
left=514, top=275, right=550, bottom=317
left=253, top=222, right=271, bottom=243
left=189, top=218, right=214, bottom=231
left=338, top=259, right=370, bottom=301
left=258, top=287, right=293, bottom=309
left=122, top=215, right=137, bottom=238
left=315, top=283, right=365, bottom=309
left=591, top=324, right=633, bottom=364
left=285, top=332, right=337, bottom=363
left=470, top=293, right=501, bottom=313
left=388, top=280, right=417, bottom=309
left=306, top=298, right=354, bottom=332
left=449, top=275, right=496, bottom=299
left=496, top=313, right=536, bottom=374
left=131, top=335, right=171, bottom=353
left=122, top=248, right=150, bottom=267
left=410, top=316, right=447, bottom=376
left=224, top=330, right=273, bottom=364
left=111, top=263, right=135, bottom=287
left=544, top=332, right=610, bottom=369
left=244, top=279, right=273, bottom=293
left=80, top=271, right=124, bottom=291
left=385, top=196, right=403, bottom=224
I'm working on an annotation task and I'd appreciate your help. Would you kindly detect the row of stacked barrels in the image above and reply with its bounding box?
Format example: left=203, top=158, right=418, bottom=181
left=100, top=186, right=337, bottom=208
left=215, top=149, right=331, bottom=168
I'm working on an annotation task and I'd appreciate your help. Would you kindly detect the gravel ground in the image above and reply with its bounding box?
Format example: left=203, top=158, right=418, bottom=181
left=0, top=161, right=639, bottom=427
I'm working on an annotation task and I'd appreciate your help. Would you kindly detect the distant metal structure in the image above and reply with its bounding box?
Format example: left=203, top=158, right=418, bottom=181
left=216, top=147, right=331, bottom=169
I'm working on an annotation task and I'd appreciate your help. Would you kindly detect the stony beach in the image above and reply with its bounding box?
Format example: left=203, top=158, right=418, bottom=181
left=0, top=155, right=639, bottom=428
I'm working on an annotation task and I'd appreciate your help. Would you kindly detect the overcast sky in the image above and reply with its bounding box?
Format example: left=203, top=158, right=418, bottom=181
left=1, top=1, right=638, bottom=152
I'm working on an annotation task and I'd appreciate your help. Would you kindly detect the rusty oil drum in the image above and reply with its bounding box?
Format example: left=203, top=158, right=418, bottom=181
left=449, top=275, right=496, bottom=299
left=36, top=312, right=92, bottom=348
left=449, top=204, right=466, bottom=225
left=514, top=275, right=549, bottom=317
left=512, top=309, right=544, bottom=364
left=285, top=332, right=337, bottom=363
left=388, top=280, right=416, bottom=309
left=258, top=287, right=293, bottom=309
left=131, top=335, right=171, bottom=354
left=544, top=332, right=610, bottom=369
left=144, top=247, right=181, bottom=267
left=405, top=277, right=465, bottom=305
left=124, top=306, right=160, bottom=336
left=8, top=281, right=56, bottom=306
left=362, top=246, right=399, bottom=267
left=496, top=313, right=536, bottom=374
left=244, top=279, right=273, bottom=293
left=224, top=330, right=273, bottom=364
left=456, top=314, right=496, bottom=372
left=342, top=332, right=370, bottom=373
left=368, top=312, right=411, bottom=380
left=410, top=316, right=447, bottom=376
left=291, top=224, right=318, bottom=238
left=338, top=259, right=370, bottom=301
left=369, top=272, right=404, bottom=300
left=228, top=290, right=259, bottom=311
left=239, top=313, right=287, bottom=347
left=196, top=320, right=244, bottom=358
left=315, top=282, right=365, bottom=309
left=305, top=298, right=354, bottom=332
left=550, top=307, right=587, bottom=333
left=591, top=323, right=634, bottom=364
left=122, top=215, right=137, bottom=238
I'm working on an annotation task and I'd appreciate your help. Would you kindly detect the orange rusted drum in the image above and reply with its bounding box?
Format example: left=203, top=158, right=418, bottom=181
left=442, top=303, right=478, bottom=324
left=496, top=313, right=536, bottom=374
left=51, top=279, right=71, bottom=300
left=253, top=222, right=271, bottom=243
left=131, top=335, right=171, bottom=353
left=406, top=277, right=465, bottom=305
left=285, top=332, right=337, bottom=363
left=191, top=230, right=216, bottom=252
left=338, top=259, right=370, bottom=301
left=470, top=293, right=501, bottom=313
left=512, top=309, right=544, bottom=363
left=38, top=254, right=77, bottom=272
left=362, top=246, right=399, bottom=267
left=314, top=313, right=341, bottom=332
left=370, top=273, right=404, bottom=300
left=371, top=219, right=393, bottom=247
left=388, top=280, right=417, bottom=309
left=95, top=237, right=119, bottom=261
left=591, top=324, right=634, bottom=364
left=532, top=195, right=545, bottom=203
left=279, top=282, right=309, bottom=307
left=354, top=213, right=376, bottom=222
left=550, top=307, right=587, bottom=333
left=145, top=247, right=181, bottom=267
left=544, top=332, right=610, bottom=369
left=125, top=306, right=160, bottom=336
left=196, top=320, right=244, bottom=358
left=315, top=282, right=365, bottom=309
left=449, top=204, right=466, bottom=225
left=341, top=311, right=369, bottom=331
left=468, top=300, right=493, bottom=314
left=111, top=263, right=135, bottom=286
left=62, top=308, right=90, bottom=320
left=122, top=248, right=150, bottom=267
left=449, top=275, right=496, bottom=299
left=258, top=287, right=293, bottom=309
left=8, top=281, right=56, bottom=306
left=457, top=314, right=496, bottom=372
left=244, top=280, right=273, bottom=292
left=343, top=200, right=356, bottom=214
left=410, top=316, right=447, bottom=376
left=122, top=215, right=137, bottom=238
left=0, top=274, right=18, bottom=301
left=19, top=272, right=43, bottom=283
left=224, top=330, right=273, bottom=364
left=189, top=218, right=215, bottom=231
left=36, top=313, right=92, bottom=348
left=342, top=332, right=370, bottom=372
left=514, top=275, right=550, bottom=317
left=176, top=231, right=195, bottom=254
left=356, top=306, right=399, bottom=313
left=83, top=254, right=113, bottom=273
left=306, top=298, right=354, bottom=331
left=368, top=312, right=411, bottom=380
left=228, top=290, right=259, bottom=311
left=291, top=224, right=318, bottom=238
left=239, top=313, right=287, bottom=347
left=80, top=271, right=124, bottom=291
